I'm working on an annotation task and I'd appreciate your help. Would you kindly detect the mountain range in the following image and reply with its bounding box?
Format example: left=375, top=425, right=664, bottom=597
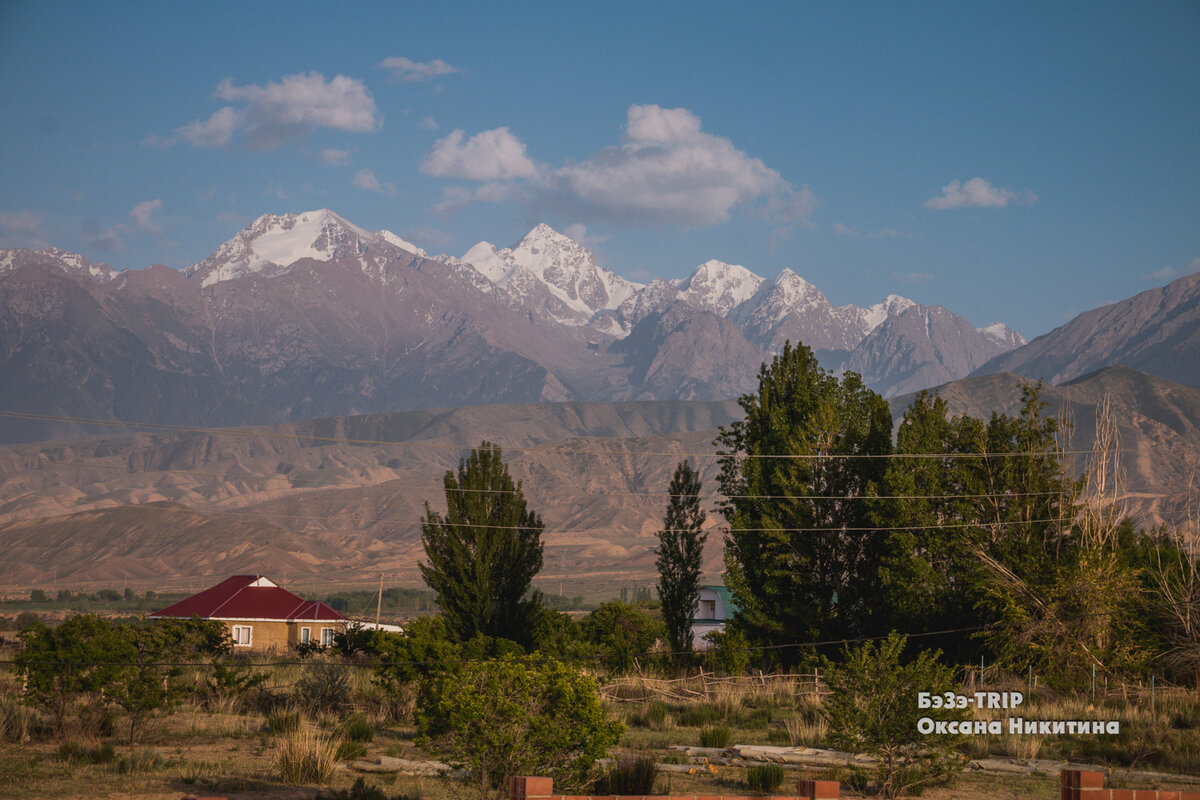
left=1, top=366, right=1195, bottom=589
left=0, top=208, right=1028, bottom=443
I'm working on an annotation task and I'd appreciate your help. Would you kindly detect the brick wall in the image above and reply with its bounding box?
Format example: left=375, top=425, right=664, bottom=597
left=508, top=776, right=839, bottom=800
left=1061, top=770, right=1200, bottom=800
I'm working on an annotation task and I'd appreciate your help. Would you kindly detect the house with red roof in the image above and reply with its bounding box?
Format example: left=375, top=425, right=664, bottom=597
left=151, top=574, right=348, bottom=653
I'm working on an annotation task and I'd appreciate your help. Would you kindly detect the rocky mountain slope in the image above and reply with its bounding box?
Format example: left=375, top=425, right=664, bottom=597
left=0, top=208, right=1025, bottom=442
left=973, top=270, right=1200, bottom=388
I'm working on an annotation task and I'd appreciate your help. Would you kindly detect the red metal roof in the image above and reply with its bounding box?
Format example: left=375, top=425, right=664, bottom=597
left=151, top=575, right=347, bottom=622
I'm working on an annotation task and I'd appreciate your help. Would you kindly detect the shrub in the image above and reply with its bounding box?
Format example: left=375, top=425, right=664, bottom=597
left=702, top=626, right=750, bottom=676
left=745, top=763, right=786, bottom=793
left=343, top=713, right=374, bottom=742
left=415, top=656, right=622, bottom=800
left=582, top=602, right=664, bottom=673
left=698, top=725, right=731, bottom=748
left=822, top=634, right=964, bottom=799
left=296, top=664, right=351, bottom=715
left=316, top=777, right=425, bottom=800
left=598, top=753, right=658, bottom=794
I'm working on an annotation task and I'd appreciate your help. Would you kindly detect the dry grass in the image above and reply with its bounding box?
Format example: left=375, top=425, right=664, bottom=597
left=272, top=723, right=345, bottom=784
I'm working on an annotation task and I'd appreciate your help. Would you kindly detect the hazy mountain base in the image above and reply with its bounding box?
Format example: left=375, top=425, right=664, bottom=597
left=1, top=368, right=1197, bottom=588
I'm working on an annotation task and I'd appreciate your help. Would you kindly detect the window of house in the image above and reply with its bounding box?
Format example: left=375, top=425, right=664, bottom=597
left=300, top=627, right=311, bottom=644
left=232, top=625, right=253, bottom=647
left=321, top=627, right=335, bottom=647
left=702, top=600, right=717, bottom=619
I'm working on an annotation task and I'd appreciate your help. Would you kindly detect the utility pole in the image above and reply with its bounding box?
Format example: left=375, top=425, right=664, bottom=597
left=375, top=573, right=384, bottom=630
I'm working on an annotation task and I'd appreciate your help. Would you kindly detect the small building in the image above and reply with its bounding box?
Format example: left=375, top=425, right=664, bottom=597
left=691, top=584, right=740, bottom=649
left=151, top=574, right=347, bottom=653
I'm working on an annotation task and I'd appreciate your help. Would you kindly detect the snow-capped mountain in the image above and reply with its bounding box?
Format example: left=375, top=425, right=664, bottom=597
left=185, top=209, right=423, bottom=288
left=733, top=268, right=874, bottom=353
left=674, top=259, right=763, bottom=316
left=0, top=207, right=1037, bottom=441
left=459, top=224, right=643, bottom=325
left=0, top=247, right=119, bottom=282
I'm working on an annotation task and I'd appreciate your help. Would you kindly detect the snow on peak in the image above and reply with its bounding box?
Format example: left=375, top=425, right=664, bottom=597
left=978, top=322, right=1027, bottom=349
left=459, top=224, right=643, bottom=322
left=862, top=294, right=916, bottom=332
left=377, top=230, right=427, bottom=258
left=187, top=209, right=417, bottom=288
left=0, top=247, right=118, bottom=282
left=676, top=259, right=763, bottom=316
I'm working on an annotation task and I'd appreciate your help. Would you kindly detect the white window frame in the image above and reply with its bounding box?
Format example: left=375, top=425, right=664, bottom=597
left=300, top=627, right=311, bottom=644
left=232, top=625, right=253, bottom=647
left=320, top=627, right=335, bottom=647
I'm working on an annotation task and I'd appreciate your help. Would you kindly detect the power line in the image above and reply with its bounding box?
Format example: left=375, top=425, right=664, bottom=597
left=0, top=453, right=1169, bottom=504
left=0, top=408, right=1096, bottom=460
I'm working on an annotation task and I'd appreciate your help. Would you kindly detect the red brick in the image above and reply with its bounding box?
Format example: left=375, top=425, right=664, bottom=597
left=1132, top=791, right=1160, bottom=799
left=1077, top=772, right=1105, bottom=788
left=1108, top=790, right=1135, bottom=800
left=1181, top=792, right=1200, bottom=800
left=1158, top=792, right=1181, bottom=800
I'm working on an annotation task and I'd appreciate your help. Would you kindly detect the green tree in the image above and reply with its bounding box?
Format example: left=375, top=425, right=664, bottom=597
left=873, top=391, right=992, bottom=661
left=16, top=615, right=130, bottom=735
left=655, top=459, right=707, bottom=665
left=420, top=442, right=545, bottom=648
left=582, top=601, right=664, bottom=673
left=717, top=341, right=892, bottom=659
left=416, top=656, right=622, bottom=800
left=822, top=635, right=965, bottom=799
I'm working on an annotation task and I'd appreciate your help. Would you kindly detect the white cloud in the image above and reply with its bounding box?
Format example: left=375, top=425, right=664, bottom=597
left=894, top=271, right=933, bottom=283
left=418, top=116, right=439, bottom=131
left=0, top=209, right=49, bottom=247
left=317, top=148, right=351, bottom=166
left=421, top=128, right=540, bottom=181
left=421, top=105, right=816, bottom=229
left=835, top=222, right=909, bottom=239
left=923, top=177, right=1036, bottom=210
left=1148, top=257, right=1200, bottom=283
left=353, top=168, right=395, bottom=195
left=159, top=73, right=380, bottom=150
left=130, top=199, right=163, bottom=233
left=82, top=218, right=126, bottom=253
left=546, top=105, right=805, bottom=226
left=172, top=106, right=241, bottom=148
left=379, top=56, right=462, bottom=83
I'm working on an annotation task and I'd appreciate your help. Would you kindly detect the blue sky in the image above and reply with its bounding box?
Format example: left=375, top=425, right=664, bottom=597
left=1, top=1, right=1197, bottom=338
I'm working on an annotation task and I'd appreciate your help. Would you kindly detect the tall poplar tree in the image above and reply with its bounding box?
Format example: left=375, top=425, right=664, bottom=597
left=420, top=442, right=544, bottom=647
left=717, top=341, right=893, bottom=659
left=656, top=460, right=707, bottom=663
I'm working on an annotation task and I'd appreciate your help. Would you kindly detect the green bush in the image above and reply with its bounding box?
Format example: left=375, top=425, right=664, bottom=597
left=599, top=753, right=658, bottom=794
left=699, top=725, right=731, bottom=748
left=582, top=602, right=664, bottom=673
left=702, top=626, right=750, bottom=676
left=822, top=634, right=965, bottom=799
left=415, top=656, right=622, bottom=799
left=745, top=763, right=786, bottom=793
